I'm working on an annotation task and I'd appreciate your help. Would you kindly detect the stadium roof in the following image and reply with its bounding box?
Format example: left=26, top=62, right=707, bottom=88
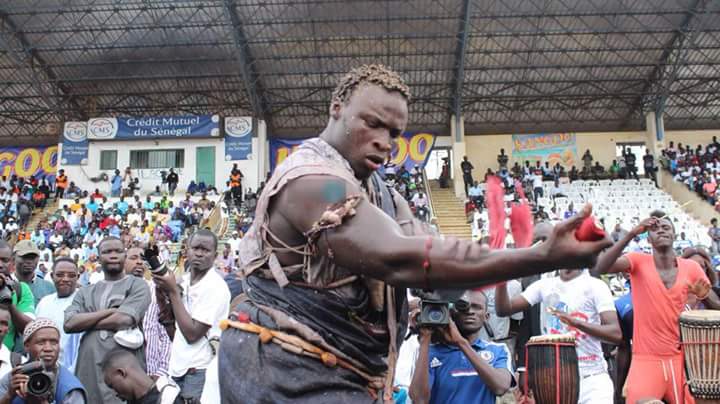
left=1, top=0, right=719, bottom=143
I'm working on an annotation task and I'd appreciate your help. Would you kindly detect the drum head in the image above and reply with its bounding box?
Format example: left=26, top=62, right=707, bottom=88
left=680, top=310, right=720, bottom=324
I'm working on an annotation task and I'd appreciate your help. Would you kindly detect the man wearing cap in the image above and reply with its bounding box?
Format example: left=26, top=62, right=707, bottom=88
left=13, top=241, right=55, bottom=307
left=0, top=318, right=86, bottom=404
left=0, top=241, right=34, bottom=353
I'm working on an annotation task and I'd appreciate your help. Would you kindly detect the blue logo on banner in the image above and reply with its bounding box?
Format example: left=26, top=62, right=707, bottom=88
left=61, top=122, right=89, bottom=165
left=87, top=115, right=220, bottom=140
left=224, top=117, right=253, bottom=161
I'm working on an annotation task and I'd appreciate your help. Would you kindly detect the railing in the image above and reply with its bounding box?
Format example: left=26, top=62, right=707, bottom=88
left=421, top=170, right=435, bottom=220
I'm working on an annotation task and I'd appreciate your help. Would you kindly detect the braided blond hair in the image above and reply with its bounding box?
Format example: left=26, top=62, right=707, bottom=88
left=332, top=64, right=411, bottom=104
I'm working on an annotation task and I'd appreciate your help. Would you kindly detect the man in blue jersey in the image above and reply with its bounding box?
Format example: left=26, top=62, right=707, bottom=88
left=410, top=290, right=513, bottom=404
left=614, top=283, right=633, bottom=403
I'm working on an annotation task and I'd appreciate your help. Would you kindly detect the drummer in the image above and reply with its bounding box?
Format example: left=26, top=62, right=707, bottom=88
left=495, top=267, right=621, bottom=403
left=592, top=211, right=720, bottom=404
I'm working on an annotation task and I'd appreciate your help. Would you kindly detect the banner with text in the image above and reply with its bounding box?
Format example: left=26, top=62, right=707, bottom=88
left=87, top=115, right=221, bottom=140
left=61, top=121, right=89, bottom=165
left=224, top=117, right=253, bottom=161
left=269, top=132, right=436, bottom=173
left=511, top=133, right=578, bottom=168
left=0, top=146, right=58, bottom=181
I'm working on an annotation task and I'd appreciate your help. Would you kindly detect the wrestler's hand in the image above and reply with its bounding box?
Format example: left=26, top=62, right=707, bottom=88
left=631, top=217, right=657, bottom=237
left=540, top=204, right=613, bottom=269
left=439, top=319, right=466, bottom=346
left=687, top=279, right=711, bottom=300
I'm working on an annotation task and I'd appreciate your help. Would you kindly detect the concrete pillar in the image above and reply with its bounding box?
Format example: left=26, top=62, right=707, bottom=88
left=256, top=119, right=267, bottom=188
left=645, top=111, right=665, bottom=186
left=451, top=114, right=467, bottom=198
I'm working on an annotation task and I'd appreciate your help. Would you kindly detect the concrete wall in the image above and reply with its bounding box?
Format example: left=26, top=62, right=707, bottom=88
left=462, top=129, right=720, bottom=181
left=665, top=129, right=720, bottom=149
left=58, top=137, right=260, bottom=195
left=660, top=170, right=719, bottom=226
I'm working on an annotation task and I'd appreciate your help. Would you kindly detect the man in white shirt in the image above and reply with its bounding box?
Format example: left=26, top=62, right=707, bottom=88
left=673, top=232, right=693, bottom=252
left=228, top=231, right=242, bottom=257
left=153, top=229, right=231, bottom=402
left=531, top=171, right=543, bottom=202
left=467, top=180, right=484, bottom=208
left=49, top=231, right=64, bottom=249
left=35, top=257, right=82, bottom=373
left=495, top=269, right=622, bottom=404
left=471, top=208, right=488, bottom=242
left=411, top=191, right=429, bottom=221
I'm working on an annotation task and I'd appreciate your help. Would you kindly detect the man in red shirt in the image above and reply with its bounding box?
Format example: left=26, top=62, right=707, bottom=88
left=593, top=211, right=720, bottom=404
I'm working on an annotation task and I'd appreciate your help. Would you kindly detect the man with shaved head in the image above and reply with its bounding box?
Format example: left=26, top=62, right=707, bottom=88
left=103, top=348, right=180, bottom=404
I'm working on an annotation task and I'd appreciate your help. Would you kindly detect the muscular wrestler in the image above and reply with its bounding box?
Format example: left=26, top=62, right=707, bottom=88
left=593, top=211, right=719, bottom=404
left=219, top=65, right=610, bottom=403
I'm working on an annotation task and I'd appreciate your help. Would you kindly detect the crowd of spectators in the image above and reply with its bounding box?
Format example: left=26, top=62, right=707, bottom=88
left=383, top=162, right=431, bottom=223
left=459, top=148, right=659, bottom=244
left=661, top=137, right=720, bottom=211
left=0, top=163, right=250, bottom=403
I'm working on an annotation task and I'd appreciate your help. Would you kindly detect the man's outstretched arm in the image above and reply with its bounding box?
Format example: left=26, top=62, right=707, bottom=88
left=273, top=175, right=612, bottom=290
left=592, top=217, right=655, bottom=276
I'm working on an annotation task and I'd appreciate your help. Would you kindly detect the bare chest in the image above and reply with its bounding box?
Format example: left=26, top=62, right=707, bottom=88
left=657, top=267, right=679, bottom=290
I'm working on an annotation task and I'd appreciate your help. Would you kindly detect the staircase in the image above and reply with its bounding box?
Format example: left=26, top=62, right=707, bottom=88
left=217, top=208, right=239, bottom=252
left=428, top=180, right=472, bottom=239
left=26, top=200, right=60, bottom=231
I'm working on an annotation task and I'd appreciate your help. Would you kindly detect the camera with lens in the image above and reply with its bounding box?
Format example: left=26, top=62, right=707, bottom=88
left=0, top=276, right=16, bottom=306
left=411, top=289, right=466, bottom=327
left=143, top=246, right=167, bottom=276
left=19, top=361, right=55, bottom=397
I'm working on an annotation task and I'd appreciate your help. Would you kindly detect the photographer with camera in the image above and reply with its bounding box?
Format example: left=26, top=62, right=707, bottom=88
left=0, top=318, right=86, bottom=404
left=410, top=290, right=513, bottom=404
left=151, top=229, right=230, bottom=403
left=0, top=241, right=35, bottom=353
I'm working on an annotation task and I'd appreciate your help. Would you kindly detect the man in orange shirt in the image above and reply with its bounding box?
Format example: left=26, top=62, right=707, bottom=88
left=55, top=169, right=68, bottom=199
left=593, top=210, right=720, bottom=404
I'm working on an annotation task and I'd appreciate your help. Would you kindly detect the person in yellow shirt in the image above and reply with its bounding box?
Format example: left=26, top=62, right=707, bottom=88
left=70, top=198, right=82, bottom=213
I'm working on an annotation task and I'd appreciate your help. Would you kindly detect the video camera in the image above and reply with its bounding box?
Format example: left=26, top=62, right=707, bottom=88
left=0, top=276, right=16, bottom=306
left=411, top=289, right=468, bottom=327
left=19, top=361, right=55, bottom=398
left=143, top=245, right=168, bottom=276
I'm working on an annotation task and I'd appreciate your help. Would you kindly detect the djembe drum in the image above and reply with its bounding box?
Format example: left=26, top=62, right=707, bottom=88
left=524, top=334, right=579, bottom=404
left=680, top=310, right=720, bottom=401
